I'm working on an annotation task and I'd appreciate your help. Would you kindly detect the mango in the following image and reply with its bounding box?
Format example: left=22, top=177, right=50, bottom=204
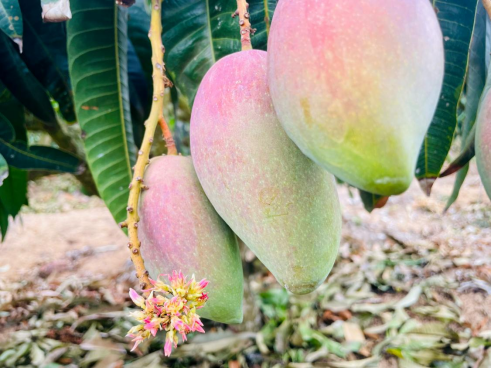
left=190, top=50, right=341, bottom=295
left=475, top=89, right=491, bottom=199
left=138, top=155, right=243, bottom=324
left=267, top=0, right=444, bottom=196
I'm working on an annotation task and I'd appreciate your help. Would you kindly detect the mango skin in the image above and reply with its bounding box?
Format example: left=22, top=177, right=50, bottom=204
left=138, top=155, right=243, bottom=324
left=191, top=50, right=342, bottom=295
left=475, top=89, right=491, bottom=199
left=267, top=0, right=444, bottom=196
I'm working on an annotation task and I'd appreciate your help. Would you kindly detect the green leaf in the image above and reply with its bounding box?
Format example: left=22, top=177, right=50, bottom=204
left=439, top=124, right=476, bottom=177
left=0, top=165, right=27, bottom=240
left=67, top=0, right=136, bottom=224
left=0, top=31, right=57, bottom=124
left=0, top=0, right=22, bottom=45
left=128, top=0, right=152, bottom=85
left=358, top=189, right=389, bottom=213
left=444, top=3, right=489, bottom=210
left=19, top=0, right=75, bottom=122
left=0, top=165, right=26, bottom=215
left=0, top=153, right=7, bottom=185
left=416, top=0, right=479, bottom=194
left=161, top=0, right=274, bottom=106
left=0, top=112, right=81, bottom=172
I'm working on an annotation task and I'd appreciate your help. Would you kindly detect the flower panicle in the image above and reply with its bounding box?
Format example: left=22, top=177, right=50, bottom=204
left=126, top=270, right=209, bottom=356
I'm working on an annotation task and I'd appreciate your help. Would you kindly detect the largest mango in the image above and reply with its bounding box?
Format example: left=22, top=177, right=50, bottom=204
left=138, top=155, right=243, bottom=324
left=191, top=50, right=341, bottom=295
left=267, top=0, right=444, bottom=196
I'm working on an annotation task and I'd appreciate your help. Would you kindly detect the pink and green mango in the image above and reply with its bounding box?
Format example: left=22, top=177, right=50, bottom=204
left=267, top=0, right=444, bottom=196
left=191, top=50, right=341, bottom=295
left=138, top=155, right=243, bottom=323
left=475, top=89, right=491, bottom=199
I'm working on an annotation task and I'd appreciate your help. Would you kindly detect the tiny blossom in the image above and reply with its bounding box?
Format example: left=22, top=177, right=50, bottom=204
left=126, top=271, right=209, bottom=356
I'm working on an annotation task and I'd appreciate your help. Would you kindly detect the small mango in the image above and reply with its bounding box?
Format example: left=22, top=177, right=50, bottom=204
left=191, top=50, right=341, bottom=295
left=138, top=155, right=243, bottom=324
left=267, top=0, right=444, bottom=195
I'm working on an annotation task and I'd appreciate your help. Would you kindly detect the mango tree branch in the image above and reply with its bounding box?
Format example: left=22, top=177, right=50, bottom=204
left=233, top=0, right=255, bottom=51
left=483, top=0, right=491, bottom=18
left=158, top=116, right=177, bottom=155
left=120, top=0, right=172, bottom=292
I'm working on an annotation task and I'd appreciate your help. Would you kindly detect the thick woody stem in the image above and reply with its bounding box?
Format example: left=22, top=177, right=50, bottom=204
left=233, top=0, right=255, bottom=51
left=120, top=0, right=172, bottom=293
left=158, top=116, right=177, bottom=156
left=483, top=0, right=491, bottom=18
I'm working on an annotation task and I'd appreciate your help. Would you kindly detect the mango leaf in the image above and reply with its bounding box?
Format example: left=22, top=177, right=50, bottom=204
left=0, top=31, right=57, bottom=124
left=358, top=189, right=389, bottom=213
left=0, top=153, right=7, bottom=185
left=0, top=112, right=81, bottom=172
left=439, top=124, right=476, bottom=177
left=161, top=0, right=275, bottom=106
left=19, top=0, right=75, bottom=122
left=444, top=4, right=489, bottom=210
left=128, top=0, right=152, bottom=85
left=0, top=166, right=27, bottom=240
left=0, top=0, right=22, bottom=46
left=67, top=0, right=136, bottom=224
left=41, top=0, right=72, bottom=22
left=416, top=0, right=479, bottom=195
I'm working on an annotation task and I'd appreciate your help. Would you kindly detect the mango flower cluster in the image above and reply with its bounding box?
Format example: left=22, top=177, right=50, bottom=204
left=127, top=271, right=209, bottom=356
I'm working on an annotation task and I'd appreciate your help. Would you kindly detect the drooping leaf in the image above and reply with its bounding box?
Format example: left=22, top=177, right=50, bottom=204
left=0, top=0, right=22, bottom=46
left=128, top=39, right=150, bottom=147
left=41, top=0, right=72, bottom=22
left=67, top=0, right=136, bottom=224
left=19, top=0, right=75, bottom=122
left=0, top=31, right=57, bottom=124
left=0, top=89, right=26, bottom=142
left=0, top=165, right=27, bottom=240
left=0, top=153, right=7, bottom=185
left=128, top=0, right=152, bottom=85
left=161, top=0, right=275, bottom=106
left=439, top=125, right=476, bottom=177
left=444, top=3, right=489, bottom=210
left=358, top=189, right=389, bottom=213
left=0, top=112, right=81, bottom=172
left=416, top=0, right=479, bottom=194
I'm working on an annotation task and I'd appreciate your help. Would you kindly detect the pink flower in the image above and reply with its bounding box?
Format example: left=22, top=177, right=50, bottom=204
left=126, top=271, right=209, bottom=357
left=129, top=288, right=146, bottom=309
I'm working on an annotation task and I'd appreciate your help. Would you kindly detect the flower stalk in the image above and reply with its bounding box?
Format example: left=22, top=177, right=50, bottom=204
left=233, top=0, right=256, bottom=51
left=120, top=0, right=172, bottom=292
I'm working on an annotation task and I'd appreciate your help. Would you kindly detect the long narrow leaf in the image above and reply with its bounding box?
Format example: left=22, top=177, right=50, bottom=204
left=19, top=0, right=75, bottom=122
left=67, top=0, right=136, bottom=224
left=0, top=0, right=22, bottom=45
left=416, top=0, right=479, bottom=195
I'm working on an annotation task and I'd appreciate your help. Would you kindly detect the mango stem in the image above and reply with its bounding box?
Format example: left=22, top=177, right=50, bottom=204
left=120, top=0, right=172, bottom=293
left=233, top=0, right=255, bottom=51
left=158, top=116, right=177, bottom=155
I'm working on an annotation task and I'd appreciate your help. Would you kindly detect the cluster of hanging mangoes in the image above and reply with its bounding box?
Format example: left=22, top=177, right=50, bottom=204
left=137, top=0, right=490, bottom=324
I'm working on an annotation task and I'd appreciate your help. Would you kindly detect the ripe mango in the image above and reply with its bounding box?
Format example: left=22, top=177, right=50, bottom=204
left=190, top=50, right=341, bottom=295
left=475, top=89, right=491, bottom=199
left=138, top=155, right=243, bottom=323
left=267, top=0, right=444, bottom=196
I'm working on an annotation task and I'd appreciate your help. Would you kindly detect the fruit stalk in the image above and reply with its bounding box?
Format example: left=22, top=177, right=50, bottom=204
left=120, top=0, right=172, bottom=292
left=483, top=0, right=491, bottom=18
left=158, top=116, right=177, bottom=156
left=233, top=0, right=254, bottom=50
